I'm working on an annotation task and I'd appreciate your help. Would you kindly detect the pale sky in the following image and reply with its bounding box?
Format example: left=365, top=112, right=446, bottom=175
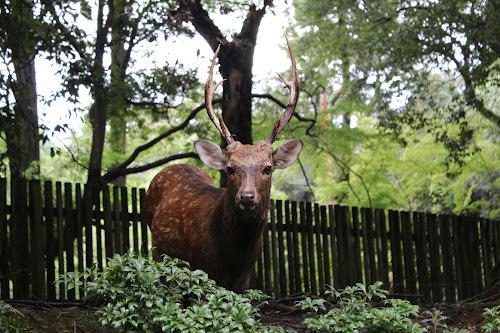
left=37, top=2, right=292, bottom=142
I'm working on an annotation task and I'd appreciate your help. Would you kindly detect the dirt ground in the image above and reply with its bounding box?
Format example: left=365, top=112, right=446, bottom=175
left=4, top=298, right=494, bottom=333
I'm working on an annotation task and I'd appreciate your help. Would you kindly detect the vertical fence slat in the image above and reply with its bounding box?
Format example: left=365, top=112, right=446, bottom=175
left=440, top=215, right=456, bottom=302
left=334, top=205, right=346, bottom=288
left=470, top=216, right=484, bottom=297
left=452, top=215, right=465, bottom=300
left=83, top=185, right=94, bottom=274
left=139, top=189, right=148, bottom=253
left=328, top=205, right=339, bottom=289
left=299, top=202, right=310, bottom=293
left=284, top=201, right=295, bottom=295
left=313, top=204, right=324, bottom=294
left=415, top=212, right=430, bottom=302
left=276, top=200, right=287, bottom=297
left=305, top=202, right=316, bottom=294
left=361, top=208, right=373, bottom=286
left=401, top=211, right=417, bottom=301
left=480, top=219, right=492, bottom=289
left=112, top=187, right=121, bottom=255
left=342, top=206, right=356, bottom=286
left=131, top=188, right=140, bottom=253
left=75, top=184, right=84, bottom=299
left=55, top=182, right=65, bottom=300
left=320, top=206, right=331, bottom=289
left=389, top=210, right=404, bottom=295
left=103, top=186, right=113, bottom=260
left=269, top=200, right=279, bottom=297
left=64, top=183, right=75, bottom=301
left=428, top=213, right=443, bottom=302
left=291, top=201, right=301, bottom=294
left=351, top=207, right=362, bottom=284
left=29, top=180, right=45, bottom=300
left=95, top=188, right=104, bottom=270
left=262, top=216, right=271, bottom=295
left=0, top=178, right=9, bottom=298
left=121, top=187, right=130, bottom=252
left=14, top=179, right=30, bottom=299
left=375, top=209, right=389, bottom=289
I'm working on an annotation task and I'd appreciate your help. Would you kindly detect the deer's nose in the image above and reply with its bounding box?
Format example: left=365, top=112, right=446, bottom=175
left=240, top=192, right=255, bottom=206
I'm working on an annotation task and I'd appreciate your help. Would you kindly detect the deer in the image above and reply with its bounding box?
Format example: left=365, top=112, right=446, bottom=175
left=144, top=39, right=302, bottom=293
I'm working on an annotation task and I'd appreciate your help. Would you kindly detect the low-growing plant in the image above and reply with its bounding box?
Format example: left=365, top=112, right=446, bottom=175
left=481, top=305, right=500, bottom=333
left=0, top=300, right=29, bottom=333
left=60, top=250, right=294, bottom=333
left=297, top=281, right=477, bottom=333
left=297, top=281, right=419, bottom=332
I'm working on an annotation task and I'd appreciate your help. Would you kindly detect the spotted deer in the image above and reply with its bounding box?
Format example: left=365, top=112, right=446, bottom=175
left=144, top=39, right=302, bottom=292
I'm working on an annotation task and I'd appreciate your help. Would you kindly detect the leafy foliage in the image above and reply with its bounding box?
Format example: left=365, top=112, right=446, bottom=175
left=482, top=305, right=500, bottom=333
left=60, top=251, right=291, bottom=333
left=0, top=300, right=29, bottom=333
left=296, top=281, right=499, bottom=333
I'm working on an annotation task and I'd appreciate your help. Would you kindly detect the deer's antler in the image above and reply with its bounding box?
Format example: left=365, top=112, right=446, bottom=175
left=205, top=45, right=234, bottom=145
left=267, top=37, right=300, bottom=144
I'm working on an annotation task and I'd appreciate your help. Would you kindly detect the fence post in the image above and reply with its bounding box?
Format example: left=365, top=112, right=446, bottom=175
left=0, top=178, right=9, bottom=298
left=29, top=179, right=45, bottom=300
left=440, top=214, right=456, bottom=302
left=389, top=209, right=404, bottom=295
left=400, top=211, right=417, bottom=301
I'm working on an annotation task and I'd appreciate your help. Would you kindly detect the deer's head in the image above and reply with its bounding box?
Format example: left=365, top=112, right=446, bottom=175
left=196, top=39, right=303, bottom=211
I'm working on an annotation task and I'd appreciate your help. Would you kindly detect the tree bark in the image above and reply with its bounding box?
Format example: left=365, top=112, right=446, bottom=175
left=178, top=0, right=268, bottom=185
left=108, top=0, right=131, bottom=187
left=86, top=0, right=112, bottom=187
left=2, top=0, right=40, bottom=180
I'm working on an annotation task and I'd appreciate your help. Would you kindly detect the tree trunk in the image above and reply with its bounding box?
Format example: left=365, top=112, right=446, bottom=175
left=178, top=1, right=268, bottom=186
left=86, top=0, right=112, bottom=187
left=3, top=0, right=40, bottom=180
left=219, top=43, right=255, bottom=145
left=108, top=0, right=130, bottom=187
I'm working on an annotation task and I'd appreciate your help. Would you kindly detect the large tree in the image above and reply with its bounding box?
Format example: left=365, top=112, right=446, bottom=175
left=291, top=0, right=500, bottom=164
left=179, top=1, right=273, bottom=141
left=0, top=0, right=42, bottom=180
left=45, top=0, right=197, bottom=186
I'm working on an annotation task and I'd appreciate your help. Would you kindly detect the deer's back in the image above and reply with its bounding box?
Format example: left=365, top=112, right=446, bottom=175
left=144, top=164, right=223, bottom=263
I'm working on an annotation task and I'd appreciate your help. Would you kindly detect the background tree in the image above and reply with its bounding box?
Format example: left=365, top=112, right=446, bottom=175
left=286, top=0, right=499, bottom=218
left=0, top=0, right=43, bottom=181
left=291, top=0, right=500, bottom=164
left=46, top=0, right=199, bottom=186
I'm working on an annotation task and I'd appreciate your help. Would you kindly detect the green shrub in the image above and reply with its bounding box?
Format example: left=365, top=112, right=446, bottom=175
left=297, top=281, right=425, bottom=333
left=60, top=251, right=293, bottom=333
left=482, top=305, right=500, bottom=333
left=0, top=300, right=29, bottom=333
left=297, top=281, right=481, bottom=333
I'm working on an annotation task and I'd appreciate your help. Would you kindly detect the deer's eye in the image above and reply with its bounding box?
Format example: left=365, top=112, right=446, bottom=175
left=263, top=165, right=272, bottom=175
left=226, top=166, right=235, bottom=175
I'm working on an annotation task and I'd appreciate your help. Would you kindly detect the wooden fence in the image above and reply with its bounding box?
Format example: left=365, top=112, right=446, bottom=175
left=0, top=178, right=499, bottom=303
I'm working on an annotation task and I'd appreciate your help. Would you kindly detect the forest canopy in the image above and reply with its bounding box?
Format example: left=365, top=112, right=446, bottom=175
left=0, top=0, right=498, bottom=219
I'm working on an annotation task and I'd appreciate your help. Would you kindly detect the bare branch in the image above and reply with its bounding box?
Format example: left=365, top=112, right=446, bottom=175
left=252, top=93, right=316, bottom=136
left=107, top=98, right=221, bottom=174
left=102, top=152, right=198, bottom=183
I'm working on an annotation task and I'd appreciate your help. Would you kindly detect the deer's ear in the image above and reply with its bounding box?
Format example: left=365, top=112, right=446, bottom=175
left=273, top=139, right=303, bottom=169
left=195, top=140, right=227, bottom=170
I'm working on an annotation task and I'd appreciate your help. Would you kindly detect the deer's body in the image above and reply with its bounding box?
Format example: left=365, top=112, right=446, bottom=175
left=145, top=162, right=268, bottom=291
left=144, top=40, right=302, bottom=292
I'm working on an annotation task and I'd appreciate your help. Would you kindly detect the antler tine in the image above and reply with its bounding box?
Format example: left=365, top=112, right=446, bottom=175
left=267, top=37, right=300, bottom=144
left=205, top=45, right=234, bottom=144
